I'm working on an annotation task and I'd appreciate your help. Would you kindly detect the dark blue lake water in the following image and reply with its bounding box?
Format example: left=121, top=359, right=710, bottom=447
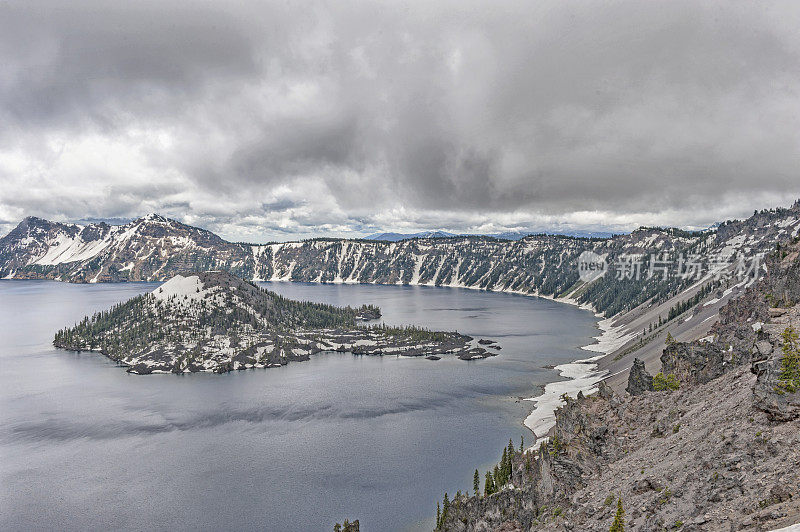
left=0, top=280, right=598, bottom=531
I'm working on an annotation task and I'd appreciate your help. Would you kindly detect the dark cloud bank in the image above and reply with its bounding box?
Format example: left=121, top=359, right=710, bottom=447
left=1, top=1, right=799, bottom=242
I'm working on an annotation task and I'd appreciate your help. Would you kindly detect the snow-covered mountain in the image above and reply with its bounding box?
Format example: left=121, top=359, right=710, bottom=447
left=3, top=203, right=800, bottom=318
left=0, top=213, right=248, bottom=283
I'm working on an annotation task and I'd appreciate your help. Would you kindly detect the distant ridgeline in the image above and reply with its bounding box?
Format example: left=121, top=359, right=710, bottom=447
left=53, top=271, right=497, bottom=374
left=5, top=202, right=800, bottom=316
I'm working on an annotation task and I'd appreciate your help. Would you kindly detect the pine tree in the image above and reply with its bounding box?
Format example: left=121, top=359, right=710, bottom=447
left=473, top=469, right=480, bottom=496
left=484, top=471, right=495, bottom=496
left=507, top=438, right=515, bottom=479
left=609, top=497, right=625, bottom=532
left=520, top=435, right=524, bottom=453
left=500, top=448, right=507, bottom=485
left=436, top=502, right=440, bottom=529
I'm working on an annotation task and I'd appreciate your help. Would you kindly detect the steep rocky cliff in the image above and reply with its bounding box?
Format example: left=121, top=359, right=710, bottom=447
left=437, top=238, right=800, bottom=531
left=4, top=203, right=800, bottom=319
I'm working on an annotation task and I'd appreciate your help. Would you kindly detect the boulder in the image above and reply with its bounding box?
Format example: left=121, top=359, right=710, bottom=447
left=752, top=349, right=800, bottom=421
left=769, top=307, right=789, bottom=318
left=752, top=306, right=800, bottom=421
left=597, top=380, right=614, bottom=400
left=755, top=340, right=774, bottom=356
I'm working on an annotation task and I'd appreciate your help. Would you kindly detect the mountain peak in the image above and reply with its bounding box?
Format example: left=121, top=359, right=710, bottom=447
left=141, top=213, right=169, bottom=223
left=153, top=271, right=255, bottom=300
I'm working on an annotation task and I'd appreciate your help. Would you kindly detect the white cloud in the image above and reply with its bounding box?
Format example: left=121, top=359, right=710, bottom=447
left=1, top=0, right=799, bottom=241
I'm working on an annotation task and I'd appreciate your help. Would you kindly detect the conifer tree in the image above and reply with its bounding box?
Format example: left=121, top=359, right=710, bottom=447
left=473, top=469, right=480, bottom=496
left=609, top=497, right=625, bottom=532
left=507, top=438, right=515, bottom=479
left=484, top=471, right=494, bottom=496
left=500, top=448, right=507, bottom=484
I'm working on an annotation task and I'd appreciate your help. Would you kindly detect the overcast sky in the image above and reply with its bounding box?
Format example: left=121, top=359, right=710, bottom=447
left=1, top=1, right=799, bottom=242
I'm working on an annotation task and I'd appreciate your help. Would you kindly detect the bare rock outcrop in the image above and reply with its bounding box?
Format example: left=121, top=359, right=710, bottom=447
left=660, top=341, right=732, bottom=386
left=626, top=358, right=653, bottom=395
left=751, top=305, right=800, bottom=421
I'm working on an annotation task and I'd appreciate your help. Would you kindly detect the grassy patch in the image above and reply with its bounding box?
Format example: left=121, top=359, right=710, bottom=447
left=653, top=372, right=680, bottom=391
left=778, top=327, right=800, bottom=392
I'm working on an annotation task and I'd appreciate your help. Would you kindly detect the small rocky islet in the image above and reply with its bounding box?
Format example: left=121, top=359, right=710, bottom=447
left=53, top=271, right=499, bottom=374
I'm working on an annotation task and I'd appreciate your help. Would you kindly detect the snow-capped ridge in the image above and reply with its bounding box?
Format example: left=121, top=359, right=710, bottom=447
left=3, top=200, right=800, bottom=295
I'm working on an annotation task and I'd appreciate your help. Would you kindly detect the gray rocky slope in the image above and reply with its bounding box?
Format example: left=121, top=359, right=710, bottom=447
left=437, top=238, right=800, bottom=531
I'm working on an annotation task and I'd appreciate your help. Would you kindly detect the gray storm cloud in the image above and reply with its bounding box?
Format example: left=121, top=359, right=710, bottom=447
left=1, top=0, right=799, bottom=241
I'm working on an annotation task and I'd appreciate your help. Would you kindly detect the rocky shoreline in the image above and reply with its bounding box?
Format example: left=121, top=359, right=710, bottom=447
left=436, top=237, right=800, bottom=531
left=56, top=328, right=497, bottom=375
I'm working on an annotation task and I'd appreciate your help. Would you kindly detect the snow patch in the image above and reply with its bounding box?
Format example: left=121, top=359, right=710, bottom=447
left=33, top=232, right=113, bottom=265
left=153, top=275, right=208, bottom=301
left=581, top=318, right=637, bottom=354
left=523, top=357, right=608, bottom=448
left=769, top=524, right=800, bottom=532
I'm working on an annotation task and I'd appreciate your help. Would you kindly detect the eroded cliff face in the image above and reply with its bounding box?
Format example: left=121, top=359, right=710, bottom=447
left=0, top=214, right=252, bottom=283
left=4, top=205, right=800, bottom=320
left=439, top=239, right=800, bottom=531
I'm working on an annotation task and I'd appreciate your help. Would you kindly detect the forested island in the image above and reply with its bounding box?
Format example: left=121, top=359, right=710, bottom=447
left=53, top=271, right=498, bottom=374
